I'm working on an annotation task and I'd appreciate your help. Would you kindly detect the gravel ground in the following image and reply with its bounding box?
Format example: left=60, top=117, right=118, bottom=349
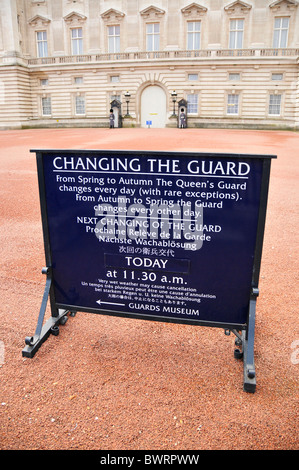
left=0, top=128, right=298, bottom=451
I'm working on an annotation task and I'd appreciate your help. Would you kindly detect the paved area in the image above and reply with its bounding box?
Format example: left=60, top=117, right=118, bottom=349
left=0, top=128, right=298, bottom=450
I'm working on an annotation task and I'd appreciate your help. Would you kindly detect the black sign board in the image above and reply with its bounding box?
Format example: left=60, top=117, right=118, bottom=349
left=23, top=150, right=276, bottom=393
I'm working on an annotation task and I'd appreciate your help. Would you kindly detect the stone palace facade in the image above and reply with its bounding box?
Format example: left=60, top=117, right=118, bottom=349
left=0, top=0, right=298, bottom=129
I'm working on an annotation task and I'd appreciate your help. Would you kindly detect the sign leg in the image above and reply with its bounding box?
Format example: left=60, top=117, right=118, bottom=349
left=22, top=267, right=72, bottom=358
left=243, top=288, right=258, bottom=393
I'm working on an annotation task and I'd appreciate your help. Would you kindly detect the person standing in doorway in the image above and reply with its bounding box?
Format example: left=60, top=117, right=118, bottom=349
left=109, top=109, right=115, bottom=128
left=179, top=108, right=186, bottom=128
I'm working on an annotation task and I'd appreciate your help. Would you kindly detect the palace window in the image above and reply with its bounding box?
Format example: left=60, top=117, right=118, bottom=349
left=74, top=77, right=83, bottom=85
left=110, top=94, right=121, bottom=102
left=75, top=95, right=85, bottom=114
left=110, top=75, right=120, bottom=83
left=188, top=73, right=198, bottom=81
left=273, top=17, right=289, bottom=48
left=41, top=96, right=51, bottom=115
left=71, top=28, right=83, bottom=55
left=229, top=73, right=240, bottom=81
left=187, top=21, right=201, bottom=50
left=229, top=19, right=244, bottom=49
left=272, top=73, right=283, bottom=81
left=108, top=25, right=120, bottom=53
left=269, top=94, right=281, bottom=115
left=187, top=94, right=198, bottom=114
left=227, top=94, right=239, bottom=114
left=146, top=23, right=160, bottom=51
left=36, top=31, right=48, bottom=57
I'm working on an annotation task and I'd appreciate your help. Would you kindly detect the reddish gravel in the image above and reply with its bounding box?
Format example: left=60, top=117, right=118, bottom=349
left=0, top=128, right=298, bottom=451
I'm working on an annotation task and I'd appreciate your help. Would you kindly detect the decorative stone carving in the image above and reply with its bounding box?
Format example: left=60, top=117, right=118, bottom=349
left=28, top=15, right=51, bottom=27
left=140, top=6, right=165, bottom=19
left=181, top=3, right=208, bottom=17
left=224, top=1, right=252, bottom=14
left=101, top=9, right=125, bottom=22
left=63, top=12, right=87, bottom=25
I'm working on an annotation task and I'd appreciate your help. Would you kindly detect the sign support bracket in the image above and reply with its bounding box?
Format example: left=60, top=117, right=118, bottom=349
left=226, top=287, right=258, bottom=392
left=242, top=287, right=258, bottom=393
left=230, top=288, right=258, bottom=393
left=22, top=267, right=73, bottom=358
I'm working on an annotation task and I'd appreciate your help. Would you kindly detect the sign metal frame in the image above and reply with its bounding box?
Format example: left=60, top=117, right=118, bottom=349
left=22, top=149, right=276, bottom=393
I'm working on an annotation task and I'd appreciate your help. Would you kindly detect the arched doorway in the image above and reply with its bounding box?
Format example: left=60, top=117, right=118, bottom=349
left=140, top=85, right=167, bottom=128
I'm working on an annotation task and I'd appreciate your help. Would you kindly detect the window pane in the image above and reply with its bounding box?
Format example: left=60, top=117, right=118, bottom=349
left=269, top=94, right=281, bottom=115
left=187, top=94, right=198, bottom=114
left=230, top=19, right=236, bottom=30
left=146, top=23, right=160, bottom=51
left=110, top=94, right=121, bottom=102
left=72, top=28, right=83, bottom=55
left=272, top=73, right=283, bottom=80
left=154, top=34, right=160, bottom=51
left=74, top=40, right=83, bottom=55
left=229, top=73, right=240, bottom=80
left=147, top=23, right=153, bottom=34
left=108, top=36, right=114, bottom=52
left=76, top=96, right=85, bottom=114
left=194, top=32, right=200, bottom=49
left=229, top=19, right=243, bottom=49
left=273, top=29, right=280, bottom=48
left=37, top=42, right=43, bottom=57
left=110, top=76, right=120, bottom=83
left=273, top=17, right=289, bottom=48
left=280, top=29, right=288, bottom=47
left=146, top=34, right=152, bottom=51
left=188, top=74, right=198, bottom=81
left=115, top=36, right=120, bottom=52
left=36, top=31, right=48, bottom=57
left=227, top=94, right=239, bottom=114
left=229, top=31, right=235, bottom=49
left=187, top=34, right=193, bottom=50
left=236, top=31, right=243, bottom=48
left=187, top=21, right=201, bottom=50
left=42, top=97, right=51, bottom=115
